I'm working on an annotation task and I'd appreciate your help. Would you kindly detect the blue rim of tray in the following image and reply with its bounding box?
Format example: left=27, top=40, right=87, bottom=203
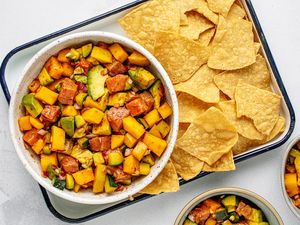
left=0, top=0, right=296, bottom=223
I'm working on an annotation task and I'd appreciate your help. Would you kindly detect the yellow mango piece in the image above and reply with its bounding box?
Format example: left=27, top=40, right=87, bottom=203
left=35, top=86, right=58, bottom=105
left=29, top=117, right=44, bottom=129
left=128, top=50, right=150, bottom=66
left=111, top=135, right=125, bottom=149
left=295, top=156, right=300, bottom=186
left=205, top=218, right=217, bottom=225
left=149, top=125, right=162, bottom=138
left=139, top=163, right=151, bottom=175
left=124, top=133, right=137, bottom=148
left=123, top=155, right=140, bottom=175
left=158, top=102, right=173, bottom=119
left=82, top=108, right=104, bottom=124
left=93, top=152, right=105, bottom=166
left=51, top=126, right=65, bottom=151
left=32, top=139, right=45, bottom=154
left=132, top=141, right=148, bottom=161
left=41, top=153, right=57, bottom=172
left=144, top=109, right=161, bottom=128
left=143, top=132, right=167, bottom=157
left=285, top=173, right=299, bottom=197
left=104, top=175, right=117, bottom=193
left=90, top=46, right=112, bottom=64
left=84, top=96, right=102, bottom=110
left=93, top=164, right=106, bottom=193
left=108, top=43, right=128, bottom=63
left=18, top=116, right=32, bottom=131
left=92, top=113, right=111, bottom=135
left=123, top=116, right=145, bottom=139
left=73, top=168, right=95, bottom=185
left=73, top=183, right=81, bottom=193
left=45, top=56, right=64, bottom=79
left=156, top=120, right=170, bottom=138
left=62, top=105, right=77, bottom=116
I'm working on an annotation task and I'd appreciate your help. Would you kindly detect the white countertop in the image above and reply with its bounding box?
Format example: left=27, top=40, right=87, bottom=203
left=1, top=0, right=300, bottom=224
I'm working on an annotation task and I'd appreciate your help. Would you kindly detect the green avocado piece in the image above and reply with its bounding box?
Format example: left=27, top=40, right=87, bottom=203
left=60, top=117, right=75, bottom=137
left=98, top=88, right=109, bottom=112
left=183, top=219, right=197, bottom=225
left=150, top=80, right=164, bottom=109
left=124, top=78, right=133, bottom=91
left=38, top=67, right=54, bottom=86
left=75, top=93, right=88, bottom=107
left=222, top=195, right=239, bottom=207
left=74, top=75, right=87, bottom=84
left=77, top=137, right=89, bottom=149
left=88, top=65, right=108, bottom=100
left=66, top=48, right=80, bottom=61
left=107, top=92, right=127, bottom=107
left=71, top=148, right=93, bottom=168
left=108, top=152, right=124, bottom=166
left=22, top=93, right=43, bottom=118
left=248, top=209, right=263, bottom=222
left=75, top=115, right=86, bottom=128
left=66, top=174, right=75, bottom=190
left=82, top=43, right=93, bottom=58
left=128, top=67, right=155, bottom=90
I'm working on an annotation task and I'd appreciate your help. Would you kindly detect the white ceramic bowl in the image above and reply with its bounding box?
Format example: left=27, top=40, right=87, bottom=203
left=174, top=187, right=283, bottom=225
left=281, top=136, right=300, bottom=219
left=9, top=31, right=179, bottom=205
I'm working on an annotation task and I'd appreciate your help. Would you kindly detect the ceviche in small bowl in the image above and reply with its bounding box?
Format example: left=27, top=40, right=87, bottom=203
left=9, top=31, right=178, bottom=205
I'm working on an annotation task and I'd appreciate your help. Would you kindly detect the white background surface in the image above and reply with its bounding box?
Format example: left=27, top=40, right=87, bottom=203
left=0, top=0, right=300, bottom=224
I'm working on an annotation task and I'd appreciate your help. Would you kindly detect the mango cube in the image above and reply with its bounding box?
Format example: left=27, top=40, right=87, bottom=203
left=123, top=116, right=145, bottom=139
left=41, top=153, right=57, bottom=172
left=128, top=50, right=150, bottom=66
left=143, top=132, right=167, bottom=157
left=123, top=155, right=140, bottom=175
left=93, top=164, right=106, bottom=193
left=18, top=116, right=32, bottom=131
left=73, top=168, right=95, bottom=185
left=45, top=56, right=64, bottom=79
left=156, top=120, right=170, bottom=138
left=285, top=173, right=299, bottom=197
left=158, top=102, right=172, bottom=119
left=132, top=141, right=148, bottom=161
left=51, top=126, right=65, bottom=151
left=144, top=109, right=161, bottom=128
left=32, top=139, right=45, bottom=154
left=124, top=133, right=137, bottom=148
left=111, top=135, right=125, bottom=149
left=62, top=105, right=77, bottom=116
left=108, top=43, right=128, bottom=63
left=93, top=152, right=105, bottom=166
left=35, top=86, right=58, bottom=105
left=149, top=125, right=162, bottom=138
left=140, top=163, right=151, bottom=175
left=90, top=46, right=112, bottom=64
left=29, top=117, right=44, bottom=129
left=92, top=113, right=111, bottom=135
left=82, top=108, right=104, bottom=124
left=104, top=175, right=117, bottom=193
left=84, top=96, right=102, bottom=110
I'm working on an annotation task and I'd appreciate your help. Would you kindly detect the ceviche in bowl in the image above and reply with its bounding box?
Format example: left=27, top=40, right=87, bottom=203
left=9, top=31, right=178, bottom=204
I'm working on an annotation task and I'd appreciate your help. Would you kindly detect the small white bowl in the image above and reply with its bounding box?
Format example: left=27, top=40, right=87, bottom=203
left=8, top=31, right=179, bottom=205
left=281, top=136, right=300, bottom=219
left=174, top=187, right=283, bottom=225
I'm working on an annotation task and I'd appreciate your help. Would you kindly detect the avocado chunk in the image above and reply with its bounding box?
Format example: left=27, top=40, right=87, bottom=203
left=66, top=174, right=75, bottom=190
left=71, top=146, right=93, bottom=168
left=66, top=48, right=80, bottom=61
left=75, top=115, right=86, bottom=128
left=215, top=208, right=228, bottom=221
left=22, top=93, right=43, bottom=118
left=150, top=80, right=164, bottom=109
left=88, top=65, right=108, bottom=100
left=142, top=154, right=155, bottom=166
left=105, top=175, right=117, bottom=193
left=93, top=152, right=105, bottom=166
left=228, top=212, right=240, bottom=223
left=75, top=93, right=88, bottom=107
left=60, top=117, right=75, bottom=137
left=108, top=151, right=124, bottom=166
left=124, top=78, right=133, bottom=91
left=38, top=67, right=54, bottom=86
left=52, top=176, right=66, bottom=190
left=222, top=195, right=238, bottom=207
left=98, top=88, right=109, bottom=111
left=73, top=66, right=85, bottom=75
left=183, top=219, right=197, bottom=225
left=77, top=137, right=89, bottom=149
left=248, top=209, right=263, bottom=222
left=82, top=43, right=93, bottom=58
left=74, top=75, right=87, bottom=84
left=107, top=92, right=127, bottom=107
left=128, top=67, right=155, bottom=90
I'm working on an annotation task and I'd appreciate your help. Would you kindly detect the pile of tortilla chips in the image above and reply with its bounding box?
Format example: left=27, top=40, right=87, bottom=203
left=119, top=0, right=285, bottom=195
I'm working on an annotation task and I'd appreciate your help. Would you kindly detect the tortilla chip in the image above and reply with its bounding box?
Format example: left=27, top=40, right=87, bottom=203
left=175, top=64, right=220, bottom=103
left=208, top=18, right=256, bottom=70
left=219, top=100, right=265, bottom=140
left=202, top=151, right=235, bottom=171
left=211, top=16, right=227, bottom=45
left=207, top=0, right=235, bottom=17
left=198, top=28, right=216, bottom=47
left=180, top=11, right=214, bottom=40
left=232, top=135, right=259, bottom=155
left=192, top=0, right=219, bottom=24
left=171, top=146, right=204, bottom=180
left=265, top=116, right=286, bottom=142
left=178, top=122, right=191, bottom=139
left=227, top=3, right=246, bottom=20
left=235, top=82, right=281, bottom=135
left=154, top=31, right=209, bottom=84
left=118, top=0, right=180, bottom=53
left=174, top=0, right=196, bottom=25
left=213, top=54, right=271, bottom=99
left=178, top=92, right=212, bottom=123
left=254, top=42, right=261, bottom=54
left=139, top=161, right=179, bottom=195
left=177, top=107, right=238, bottom=165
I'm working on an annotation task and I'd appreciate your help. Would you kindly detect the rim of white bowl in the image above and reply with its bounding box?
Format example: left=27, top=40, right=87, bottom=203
left=9, top=31, right=179, bottom=205
left=281, top=136, right=300, bottom=219
left=174, top=187, right=284, bottom=225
